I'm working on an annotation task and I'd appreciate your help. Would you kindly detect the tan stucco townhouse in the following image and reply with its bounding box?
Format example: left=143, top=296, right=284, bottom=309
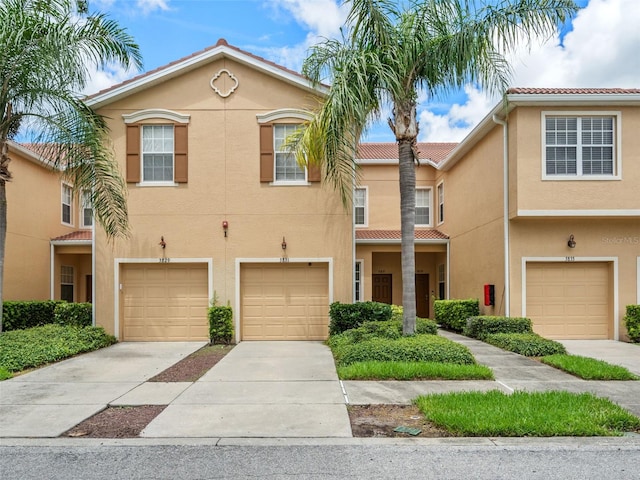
left=4, top=40, right=639, bottom=342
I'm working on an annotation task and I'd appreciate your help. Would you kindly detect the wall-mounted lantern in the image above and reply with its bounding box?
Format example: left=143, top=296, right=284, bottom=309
left=222, top=221, right=229, bottom=237
left=567, top=234, right=576, bottom=248
left=281, top=237, right=287, bottom=250
left=159, top=236, right=166, bottom=249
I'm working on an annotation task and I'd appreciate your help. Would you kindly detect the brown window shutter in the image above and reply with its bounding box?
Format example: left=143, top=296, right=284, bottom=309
left=308, top=162, right=321, bottom=182
left=174, top=124, right=188, bottom=183
left=259, top=124, right=274, bottom=182
left=126, top=125, right=140, bottom=183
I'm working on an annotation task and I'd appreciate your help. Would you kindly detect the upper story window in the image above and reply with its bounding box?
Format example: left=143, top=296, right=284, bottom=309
left=415, top=188, right=432, bottom=226
left=81, top=191, right=93, bottom=228
left=543, top=112, right=620, bottom=180
left=257, top=109, right=321, bottom=185
left=274, top=124, right=306, bottom=182
left=142, top=125, right=174, bottom=182
left=123, top=109, right=190, bottom=186
left=437, top=182, right=444, bottom=224
left=61, top=183, right=73, bottom=225
left=354, top=187, right=367, bottom=226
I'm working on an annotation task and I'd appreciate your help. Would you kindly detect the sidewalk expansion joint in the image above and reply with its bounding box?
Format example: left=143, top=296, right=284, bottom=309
left=339, top=380, right=350, bottom=404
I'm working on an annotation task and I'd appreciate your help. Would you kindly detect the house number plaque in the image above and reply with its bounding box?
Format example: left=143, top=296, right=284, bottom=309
left=159, top=258, right=171, bottom=263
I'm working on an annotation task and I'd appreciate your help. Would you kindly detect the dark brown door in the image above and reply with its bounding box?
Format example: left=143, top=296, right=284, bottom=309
left=372, top=274, right=392, bottom=305
left=86, top=275, right=92, bottom=303
left=415, top=274, right=429, bottom=318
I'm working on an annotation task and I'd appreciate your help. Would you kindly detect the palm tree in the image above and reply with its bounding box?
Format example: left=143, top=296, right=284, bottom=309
left=293, top=0, right=577, bottom=335
left=0, top=0, right=142, bottom=331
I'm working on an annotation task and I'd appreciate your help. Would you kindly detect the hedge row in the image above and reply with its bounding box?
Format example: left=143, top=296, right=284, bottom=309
left=329, top=302, right=393, bottom=335
left=434, top=299, right=479, bottom=331
left=3, top=301, right=93, bottom=331
left=483, top=333, right=567, bottom=357
left=464, top=316, right=532, bottom=340
left=624, top=305, right=640, bottom=343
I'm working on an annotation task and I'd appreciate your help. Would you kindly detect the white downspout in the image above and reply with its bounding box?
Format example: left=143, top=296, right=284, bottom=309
left=492, top=114, right=510, bottom=316
left=91, top=222, right=96, bottom=326
left=50, top=243, right=55, bottom=300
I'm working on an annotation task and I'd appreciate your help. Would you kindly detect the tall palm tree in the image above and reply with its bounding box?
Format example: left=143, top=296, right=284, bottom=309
left=0, top=0, right=142, bottom=331
left=293, top=0, right=577, bottom=335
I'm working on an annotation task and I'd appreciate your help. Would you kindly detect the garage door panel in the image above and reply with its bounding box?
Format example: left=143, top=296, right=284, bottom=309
left=122, top=264, right=209, bottom=341
left=241, top=263, right=329, bottom=341
left=526, top=262, right=610, bottom=340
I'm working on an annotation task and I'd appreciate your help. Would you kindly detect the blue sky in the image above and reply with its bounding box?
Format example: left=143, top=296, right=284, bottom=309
left=92, top=0, right=639, bottom=143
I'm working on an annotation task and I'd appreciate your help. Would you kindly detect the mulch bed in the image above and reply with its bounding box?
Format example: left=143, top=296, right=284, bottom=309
left=348, top=404, right=453, bottom=438
left=148, top=344, right=234, bottom=382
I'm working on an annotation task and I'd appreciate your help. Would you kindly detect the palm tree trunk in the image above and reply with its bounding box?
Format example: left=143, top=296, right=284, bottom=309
left=0, top=180, right=6, bottom=333
left=398, top=139, right=416, bottom=335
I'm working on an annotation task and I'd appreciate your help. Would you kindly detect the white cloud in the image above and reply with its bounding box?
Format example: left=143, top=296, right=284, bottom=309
left=416, top=0, right=640, bottom=143
left=270, top=0, right=348, bottom=39
left=136, top=0, right=170, bottom=15
left=82, top=63, right=137, bottom=97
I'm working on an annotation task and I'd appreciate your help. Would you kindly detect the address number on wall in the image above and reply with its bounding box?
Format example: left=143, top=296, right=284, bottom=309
left=159, top=258, right=171, bottom=263
left=565, top=256, right=575, bottom=262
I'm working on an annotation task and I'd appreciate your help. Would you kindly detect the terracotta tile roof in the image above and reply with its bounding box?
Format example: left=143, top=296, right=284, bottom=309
left=51, top=230, right=92, bottom=242
left=86, top=38, right=319, bottom=101
left=357, top=142, right=457, bottom=164
left=507, top=87, right=640, bottom=95
left=356, top=229, right=449, bottom=241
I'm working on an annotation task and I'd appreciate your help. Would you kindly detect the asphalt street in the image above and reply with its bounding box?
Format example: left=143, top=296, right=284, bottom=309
left=2, top=440, right=639, bottom=480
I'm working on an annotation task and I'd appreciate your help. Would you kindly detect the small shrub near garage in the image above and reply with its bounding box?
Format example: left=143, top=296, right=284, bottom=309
left=464, top=316, right=532, bottom=340
left=329, top=301, right=392, bottom=335
left=334, top=335, right=477, bottom=367
left=624, top=305, right=640, bottom=343
left=484, top=333, right=566, bottom=357
left=54, top=302, right=92, bottom=327
left=208, top=305, right=234, bottom=344
left=434, top=298, right=479, bottom=332
left=2, top=300, right=63, bottom=331
left=0, top=324, right=117, bottom=373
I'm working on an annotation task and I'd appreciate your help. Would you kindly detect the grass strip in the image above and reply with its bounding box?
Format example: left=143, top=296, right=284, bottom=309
left=414, top=390, right=640, bottom=437
left=337, top=361, right=493, bottom=380
left=541, top=354, right=639, bottom=380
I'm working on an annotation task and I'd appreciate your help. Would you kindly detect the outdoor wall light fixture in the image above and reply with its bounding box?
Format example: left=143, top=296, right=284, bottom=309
left=222, top=220, right=228, bottom=237
left=567, top=234, right=576, bottom=249
left=159, top=236, right=166, bottom=249
left=282, top=237, right=287, bottom=250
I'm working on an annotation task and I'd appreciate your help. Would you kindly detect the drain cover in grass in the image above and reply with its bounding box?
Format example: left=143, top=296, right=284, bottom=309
left=394, top=426, right=422, bottom=436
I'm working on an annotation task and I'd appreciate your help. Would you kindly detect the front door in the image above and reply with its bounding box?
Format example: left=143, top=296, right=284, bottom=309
left=372, top=274, right=392, bottom=305
left=415, top=274, right=429, bottom=318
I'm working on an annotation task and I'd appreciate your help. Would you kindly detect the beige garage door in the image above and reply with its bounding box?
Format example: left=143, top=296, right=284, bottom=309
left=241, top=263, right=329, bottom=340
left=526, top=262, right=610, bottom=339
left=122, top=263, right=209, bottom=341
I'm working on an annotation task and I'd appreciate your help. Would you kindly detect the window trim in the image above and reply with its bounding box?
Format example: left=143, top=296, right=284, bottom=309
left=436, top=181, right=444, bottom=225
left=61, top=183, right=73, bottom=226
left=541, top=111, right=622, bottom=181
left=354, top=186, right=368, bottom=227
left=139, top=124, right=176, bottom=185
left=415, top=187, right=433, bottom=227
left=272, top=123, right=308, bottom=185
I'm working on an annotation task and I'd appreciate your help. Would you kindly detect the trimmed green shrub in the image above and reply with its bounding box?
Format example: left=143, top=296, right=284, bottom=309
left=208, top=306, right=234, bottom=344
left=2, top=300, right=64, bottom=331
left=54, top=302, right=92, bottom=327
left=334, top=335, right=476, bottom=367
left=390, top=304, right=403, bottom=322
left=327, top=318, right=438, bottom=350
left=484, top=333, right=567, bottom=357
left=0, top=324, right=117, bottom=373
left=624, top=305, right=640, bottom=343
left=434, top=298, right=479, bottom=332
left=464, top=316, right=532, bottom=340
left=329, top=301, right=392, bottom=335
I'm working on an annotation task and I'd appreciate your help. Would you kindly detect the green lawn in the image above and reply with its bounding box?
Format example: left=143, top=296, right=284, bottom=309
left=414, top=390, right=640, bottom=436
left=541, top=354, right=639, bottom=380
left=337, top=360, right=493, bottom=380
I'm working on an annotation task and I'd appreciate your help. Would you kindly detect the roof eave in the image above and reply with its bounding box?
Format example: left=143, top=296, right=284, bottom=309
left=356, top=239, right=449, bottom=245
left=50, top=240, right=92, bottom=246
left=86, top=45, right=327, bottom=109
left=7, top=141, right=57, bottom=170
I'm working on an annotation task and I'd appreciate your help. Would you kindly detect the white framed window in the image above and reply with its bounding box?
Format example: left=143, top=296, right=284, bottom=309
left=81, top=191, right=93, bottom=228
left=415, top=188, right=432, bottom=226
left=61, top=183, right=73, bottom=225
left=354, top=187, right=368, bottom=226
left=437, top=182, right=444, bottom=224
left=142, top=125, right=174, bottom=183
left=355, top=260, right=364, bottom=302
left=438, top=263, right=446, bottom=300
left=274, top=124, right=306, bottom=183
left=542, top=112, right=620, bottom=180
left=61, top=265, right=74, bottom=302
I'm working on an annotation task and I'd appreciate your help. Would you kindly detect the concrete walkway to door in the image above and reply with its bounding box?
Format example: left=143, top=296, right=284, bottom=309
left=140, top=341, right=352, bottom=438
